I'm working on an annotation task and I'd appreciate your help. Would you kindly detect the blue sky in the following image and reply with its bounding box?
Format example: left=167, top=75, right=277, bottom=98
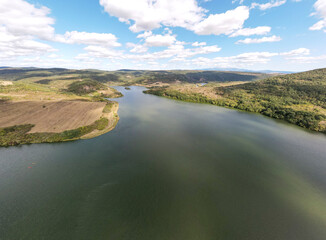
left=1, top=0, right=326, bottom=71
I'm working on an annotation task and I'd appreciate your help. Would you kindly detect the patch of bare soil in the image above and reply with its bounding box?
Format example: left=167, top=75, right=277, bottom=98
left=0, top=101, right=106, bottom=133
left=0, top=81, right=13, bottom=86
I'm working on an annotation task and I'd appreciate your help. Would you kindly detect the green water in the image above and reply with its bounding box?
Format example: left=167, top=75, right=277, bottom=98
left=1, top=86, right=326, bottom=240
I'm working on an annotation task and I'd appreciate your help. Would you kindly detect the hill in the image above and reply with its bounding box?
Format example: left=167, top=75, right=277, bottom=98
left=0, top=68, right=269, bottom=86
left=145, top=68, right=326, bottom=133
left=0, top=68, right=122, bottom=147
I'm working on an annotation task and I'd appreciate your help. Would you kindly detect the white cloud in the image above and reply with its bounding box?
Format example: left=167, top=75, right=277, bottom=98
left=190, top=48, right=318, bottom=69
left=99, top=0, right=205, bottom=32
left=80, top=45, right=123, bottom=59
left=126, top=43, right=148, bottom=53
left=192, top=51, right=279, bottom=68
left=279, top=48, right=326, bottom=63
left=236, top=35, right=281, bottom=44
left=192, top=42, right=207, bottom=46
left=144, top=34, right=176, bottom=47
left=81, top=40, right=221, bottom=63
left=48, top=53, right=59, bottom=58
left=0, top=0, right=125, bottom=61
left=251, top=0, right=287, bottom=10
left=229, top=26, right=271, bottom=37
left=191, top=6, right=250, bottom=35
left=0, top=0, right=56, bottom=59
left=137, top=31, right=153, bottom=39
left=0, top=0, right=55, bottom=40
left=55, top=31, right=121, bottom=47
left=100, top=1, right=251, bottom=36
left=310, top=0, right=326, bottom=32
left=285, top=55, right=326, bottom=63
left=0, top=27, right=55, bottom=60
left=281, top=48, right=310, bottom=56
left=232, top=0, right=245, bottom=4
left=133, top=43, right=221, bottom=61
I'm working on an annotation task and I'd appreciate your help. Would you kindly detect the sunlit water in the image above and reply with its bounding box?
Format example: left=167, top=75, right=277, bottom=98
left=1, top=86, right=326, bottom=240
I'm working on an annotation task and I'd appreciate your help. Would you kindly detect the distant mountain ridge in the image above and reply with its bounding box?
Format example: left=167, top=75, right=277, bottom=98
left=0, top=67, right=270, bottom=83
left=200, top=68, right=294, bottom=74
left=0, top=66, right=293, bottom=74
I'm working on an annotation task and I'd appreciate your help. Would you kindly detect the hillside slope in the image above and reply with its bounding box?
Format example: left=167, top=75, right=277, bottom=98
left=145, top=68, right=326, bottom=133
left=0, top=68, right=269, bottom=85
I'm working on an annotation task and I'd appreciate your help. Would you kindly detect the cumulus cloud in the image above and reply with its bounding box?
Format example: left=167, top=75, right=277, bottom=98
left=0, top=0, right=57, bottom=59
left=229, top=26, right=271, bottom=37
left=285, top=55, right=326, bottom=63
left=281, top=48, right=310, bottom=56
left=192, top=42, right=207, bottom=46
left=137, top=31, right=153, bottom=39
left=191, top=6, right=249, bottom=35
left=79, top=39, right=221, bottom=63
left=0, top=0, right=125, bottom=61
left=0, top=0, right=55, bottom=40
left=55, top=31, right=121, bottom=47
left=100, top=1, right=253, bottom=36
left=76, top=45, right=123, bottom=60
left=191, top=51, right=279, bottom=68
left=279, top=48, right=325, bottom=63
left=310, top=0, right=326, bottom=32
left=251, top=0, right=287, bottom=10
left=125, top=43, right=221, bottom=62
left=191, top=48, right=315, bottom=68
left=236, top=35, right=281, bottom=44
left=126, top=43, right=148, bottom=53
left=144, top=34, right=177, bottom=47
left=99, top=0, right=205, bottom=32
left=0, top=27, right=55, bottom=60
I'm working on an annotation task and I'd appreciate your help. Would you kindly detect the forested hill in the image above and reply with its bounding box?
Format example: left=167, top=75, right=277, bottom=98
left=0, top=68, right=268, bottom=84
left=221, top=68, right=326, bottom=110
left=146, top=68, right=326, bottom=133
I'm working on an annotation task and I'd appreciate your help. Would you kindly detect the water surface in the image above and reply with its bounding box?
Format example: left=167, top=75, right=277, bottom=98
left=1, top=86, right=326, bottom=239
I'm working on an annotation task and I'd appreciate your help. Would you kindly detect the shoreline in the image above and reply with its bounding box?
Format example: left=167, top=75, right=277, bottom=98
left=144, top=89, right=326, bottom=134
left=81, top=101, right=119, bottom=139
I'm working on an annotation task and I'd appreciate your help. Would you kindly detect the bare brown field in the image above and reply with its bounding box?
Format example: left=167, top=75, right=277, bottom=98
left=0, top=101, right=106, bottom=133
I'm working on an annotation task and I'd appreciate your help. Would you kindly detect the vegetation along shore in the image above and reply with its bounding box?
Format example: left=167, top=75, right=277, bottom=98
left=144, top=68, right=326, bottom=133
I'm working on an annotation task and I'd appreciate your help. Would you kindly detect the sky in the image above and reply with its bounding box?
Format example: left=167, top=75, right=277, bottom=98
left=0, top=0, right=326, bottom=72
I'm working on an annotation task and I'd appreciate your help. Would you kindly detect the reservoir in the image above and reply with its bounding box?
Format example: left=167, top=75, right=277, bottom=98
left=1, top=86, right=326, bottom=239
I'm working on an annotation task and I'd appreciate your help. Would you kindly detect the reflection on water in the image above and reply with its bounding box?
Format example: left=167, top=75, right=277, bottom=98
left=0, top=86, right=326, bottom=240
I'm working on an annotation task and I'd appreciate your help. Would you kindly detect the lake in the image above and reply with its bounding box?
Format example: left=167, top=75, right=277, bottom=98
left=1, top=86, right=326, bottom=240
